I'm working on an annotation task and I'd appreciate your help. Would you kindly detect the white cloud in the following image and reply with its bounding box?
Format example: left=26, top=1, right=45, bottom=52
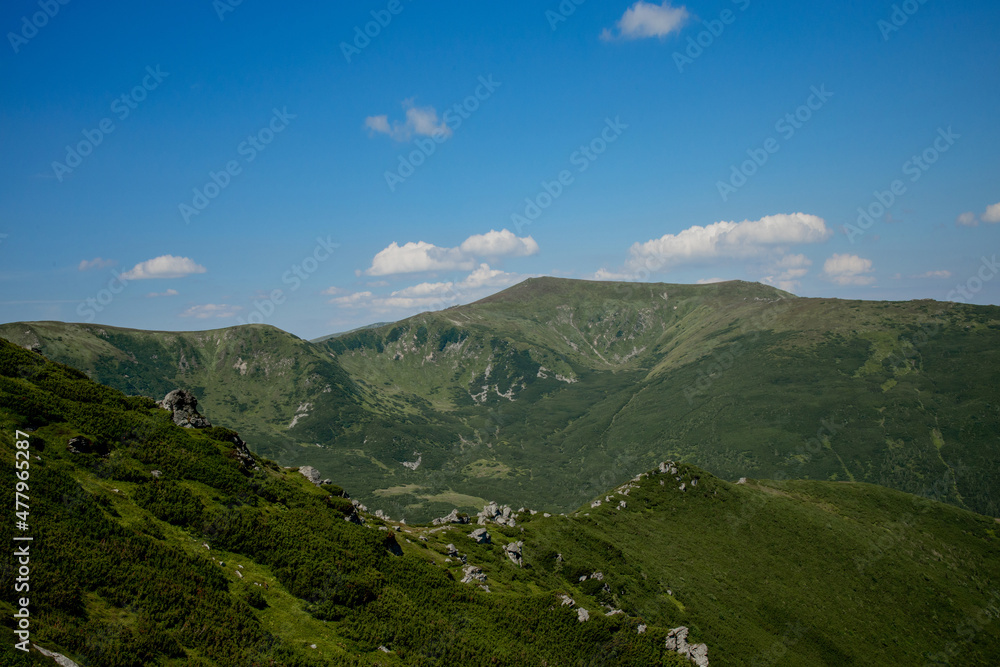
left=329, top=291, right=373, bottom=307
left=322, top=286, right=345, bottom=296
left=365, top=100, right=452, bottom=142
left=146, top=289, right=179, bottom=298
left=623, top=213, right=830, bottom=274
left=459, top=229, right=539, bottom=257
left=601, top=1, right=690, bottom=41
left=78, top=257, right=114, bottom=271
left=179, top=304, right=242, bottom=319
left=913, top=270, right=952, bottom=279
left=329, top=264, right=524, bottom=312
left=823, top=254, right=875, bottom=286
left=956, top=211, right=978, bottom=227
left=365, top=229, right=538, bottom=276
left=761, top=254, right=812, bottom=292
left=983, top=202, right=1000, bottom=224
left=121, top=255, right=207, bottom=280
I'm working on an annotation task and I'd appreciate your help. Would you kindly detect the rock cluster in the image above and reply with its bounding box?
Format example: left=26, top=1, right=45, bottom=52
left=66, top=436, right=108, bottom=456
left=460, top=565, right=487, bottom=584
left=477, top=502, right=518, bottom=527
left=665, top=626, right=710, bottom=667
left=431, top=509, right=469, bottom=525
left=158, top=389, right=212, bottom=429
left=298, top=466, right=332, bottom=486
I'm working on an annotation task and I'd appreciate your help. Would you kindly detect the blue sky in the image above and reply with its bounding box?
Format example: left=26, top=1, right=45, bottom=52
left=1, top=0, right=998, bottom=339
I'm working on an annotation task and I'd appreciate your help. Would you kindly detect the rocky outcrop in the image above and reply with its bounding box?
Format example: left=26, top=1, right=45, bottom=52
left=477, top=501, right=518, bottom=526
left=665, top=626, right=710, bottom=667
left=159, top=389, right=212, bottom=429
left=298, top=466, right=331, bottom=486
left=469, top=527, right=491, bottom=544
left=33, top=644, right=81, bottom=667
left=432, top=509, right=469, bottom=525
left=503, top=541, right=523, bottom=567
left=460, top=565, right=487, bottom=584
left=66, top=436, right=108, bottom=456
left=577, top=608, right=590, bottom=622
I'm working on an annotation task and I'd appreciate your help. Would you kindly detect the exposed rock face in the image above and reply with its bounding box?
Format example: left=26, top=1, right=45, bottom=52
left=665, top=626, right=710, bottom=666
left=460, top=565, right=487, bottom=584
left=503, top=541, right=523, bottom=567
left=159, top=390, right=212, bottom=429
left=219, top=432, right=258, bottom=472
left=66, top=436, right=108, bottom=456
left=432, top=509, right=469, bottom=525
left=298, top=466, right=322, bottom=485
left=469, top=527, right=491, bottom=544
left=33, top=644, right=81, bottom=667
left=477, top=502, right=518, bottom=527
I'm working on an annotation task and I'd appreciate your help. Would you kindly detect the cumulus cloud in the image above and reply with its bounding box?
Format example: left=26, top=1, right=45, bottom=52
left=459, top=229, right=539, bottom=257
left=121, top=255, right=207, bottom=280
left=983, top=202, right=1000, bottom=224
left=330, top=264, right=524, bottom=312
left=601, top=1, right=690, bottom=41
left=956, top=212, right=978, bottom=227
left=365, top=100, right=452, bottom=142
left=823, top=254, right=875, bottom=286
left=365, top=229, right=538, bottom=276
left=179, top=304, right=242, bottom=319
left=623, top=213, right=830, bottom=274
left=146, top=289, right=179, bottom=298
left=78, top=257, right=114, bottom=271
left=761, top=254, right=812, bottom=292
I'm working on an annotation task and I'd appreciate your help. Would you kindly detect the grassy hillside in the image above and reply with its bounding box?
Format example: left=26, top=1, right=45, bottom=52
left=2, top=338, right=998, bottom=666
left=3, top=277, right=999, bottom=522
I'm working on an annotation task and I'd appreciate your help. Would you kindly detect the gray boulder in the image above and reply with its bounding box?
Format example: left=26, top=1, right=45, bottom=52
left=298, top=466, right=324, bottom=485
left=432, top=509, right=469, bottom=525
left=159, top=390, right=212, bottom=429
left=460, top=565, right=487, bottom=584
left=503, top=541, right=524, bottom=567
left=665, top=626, right=710, bottom=666
left=469, top=527, right=491, bottom=544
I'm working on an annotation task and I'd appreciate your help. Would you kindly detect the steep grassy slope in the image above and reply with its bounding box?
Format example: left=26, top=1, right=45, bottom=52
left=0, top=339, right=687, bottom=667
left=3, top=277, right=999, bottom=522
left=2, top=339, right=998, bottom=666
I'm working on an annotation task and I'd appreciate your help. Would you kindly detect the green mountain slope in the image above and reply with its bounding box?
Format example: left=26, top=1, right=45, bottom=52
left=2, top=277, right=999, bottom=522
left=2, top=339, right=998, bottom=666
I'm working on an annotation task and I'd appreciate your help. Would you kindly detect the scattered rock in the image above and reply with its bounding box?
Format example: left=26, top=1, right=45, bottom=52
left=460, top=565, right=487, bottom=584
left=477, top=502, right=518, bottom=527
left=32, top=644, right=81, bottom=667
left=150, top=470, right=162, bottom=478
left=665, top=626, right=710, bottom=667
left=591, top=500, right=602, bottom=508
left=558, top=594, right=575, bottom=607
left=432, top=509, right=469, bottom=525
left=378, top=646, right=390, bottom=653
left=577, top=608, right=590, bottom=622
left=469, top=528, right=491, bottom=544
left=374, top=509, right=391, bottom=521
left=679, top=483, right=686, bottom=492
left=66, top=436, right=108, bottom=456
left=637, top=624, right=647, bottom=634
left=158, top=389, right=212, bottom=429
left=503, top=541, right=523, bottom=567
left=445, top=543, right=460, bottom=557
left=298, top=466, right=324, bottom=486
left=737, top=477, right=747, bottom=485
